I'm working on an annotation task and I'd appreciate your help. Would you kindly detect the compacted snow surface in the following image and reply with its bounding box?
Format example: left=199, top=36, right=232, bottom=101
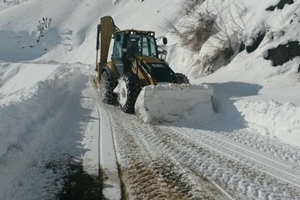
left=0, top=0, right=300, bottom=199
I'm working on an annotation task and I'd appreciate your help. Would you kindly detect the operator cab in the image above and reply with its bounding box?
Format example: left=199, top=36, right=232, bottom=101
left=111, top=30, right=161, bottom=75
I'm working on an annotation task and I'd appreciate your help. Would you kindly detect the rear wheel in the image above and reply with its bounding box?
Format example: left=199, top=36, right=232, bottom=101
left=115, top=72, right=140, bottom=113
left=100, top=70, right=117, bottom=104
left=175, top=73, right=189, bottom=84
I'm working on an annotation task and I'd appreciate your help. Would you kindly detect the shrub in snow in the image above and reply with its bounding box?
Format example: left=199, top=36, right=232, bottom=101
left=181, top=0, right=206, bottom=15
left=181, top=13, right=217, bottom=52
left=192, top=34, right=234, bottom=76
left=165, top=1, right=216, bottom=52
left=37, top=17, right=52, bottom=42
left=167, top=0, right=246, bottom=76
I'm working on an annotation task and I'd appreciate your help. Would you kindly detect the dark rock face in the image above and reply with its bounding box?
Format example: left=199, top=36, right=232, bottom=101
left=264, top=41, right=300, bottom=66
left=239, top=42, right=245, bottom=52
left=246, top=32, right=266, bottom=53
left=266, top=0, right=294, bottom=11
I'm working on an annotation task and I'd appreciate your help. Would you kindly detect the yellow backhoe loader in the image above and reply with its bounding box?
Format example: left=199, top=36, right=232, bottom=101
left=94, top=16, right=213, bottom=122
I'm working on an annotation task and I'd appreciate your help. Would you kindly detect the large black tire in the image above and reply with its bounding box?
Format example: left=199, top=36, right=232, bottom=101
left=116, top=72, right=140, bottom=113
left=100, top=70, right=117, bottom=105
left=175, top=73, right=189, bottom=84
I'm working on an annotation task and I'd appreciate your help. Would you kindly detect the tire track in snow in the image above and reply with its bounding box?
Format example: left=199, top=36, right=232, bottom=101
left=178, top=127, right=300, bottom=187
left=95, top=106, right=300, bottom=198
left=119, top=119, right=300, bottom=199
left=129, top=124, right=249, bottom=199
left=198, top=120, right=300, bottom=165
left=90, top=78, right=300, bottom=199
left=109, top=111, right=202, bottom=199
left=131, top=121, right=229, bottom=199
left=165, top=126, right=300, bottom=199
left=93, top=100, right=230, bottom=199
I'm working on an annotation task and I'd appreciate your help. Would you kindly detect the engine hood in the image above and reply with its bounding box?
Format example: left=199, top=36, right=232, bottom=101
left=136, top=56, right=164, bottom=64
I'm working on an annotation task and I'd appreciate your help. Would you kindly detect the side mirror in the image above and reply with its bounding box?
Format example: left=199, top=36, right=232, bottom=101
left=115, top=34, right=121, bottom=42
left=163, top=37, right=168, bottom=45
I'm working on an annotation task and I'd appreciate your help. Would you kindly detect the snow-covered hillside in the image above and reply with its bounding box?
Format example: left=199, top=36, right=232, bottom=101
left=165, top=0, right=300, bottom=145
left=0, top=0, right=300, bottom=199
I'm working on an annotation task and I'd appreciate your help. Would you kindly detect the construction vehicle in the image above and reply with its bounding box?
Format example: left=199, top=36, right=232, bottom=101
left=94, top=16, right=213, bottom=122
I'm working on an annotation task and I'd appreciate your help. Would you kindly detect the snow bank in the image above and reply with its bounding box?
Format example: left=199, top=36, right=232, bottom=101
left=135, top=83, right=214, bottom=123
left=0, top=76, right=68, bottom=158
left=0, top=63, right=59, bottom=104
left=0, top=63, right=93, bottom=199
left=235, top=100, right=300, bottom=146
left=0, top=64, right=85, bottom=159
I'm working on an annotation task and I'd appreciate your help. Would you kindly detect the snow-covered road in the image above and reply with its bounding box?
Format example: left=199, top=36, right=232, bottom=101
left=94, top=83, right=300, bottom=199
left=1, top=0, right=300, bottom=199
left=1, top=63, right=300, bottom=199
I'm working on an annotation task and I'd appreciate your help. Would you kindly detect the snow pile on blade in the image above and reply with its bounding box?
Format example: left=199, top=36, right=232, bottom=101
left=135, top=83, right=214, bottom=123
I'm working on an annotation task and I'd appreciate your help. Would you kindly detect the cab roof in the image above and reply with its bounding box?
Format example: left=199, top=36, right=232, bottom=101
left=115, top=29, right=155, bottom=36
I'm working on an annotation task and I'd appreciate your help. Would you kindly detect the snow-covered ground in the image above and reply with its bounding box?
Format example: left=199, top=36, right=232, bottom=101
left=0, top=0, right=299, bottom=199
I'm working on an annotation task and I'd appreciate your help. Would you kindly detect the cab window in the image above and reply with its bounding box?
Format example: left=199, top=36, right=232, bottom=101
left=113, top=33, right=124, bottom=58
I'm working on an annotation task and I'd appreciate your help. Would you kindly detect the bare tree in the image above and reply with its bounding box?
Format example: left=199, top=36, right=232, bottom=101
left=181, top=0, right=206, bottom=15
left=37, top=17, right=52, bottom=42
left=163, top=19, right=183, bottom=38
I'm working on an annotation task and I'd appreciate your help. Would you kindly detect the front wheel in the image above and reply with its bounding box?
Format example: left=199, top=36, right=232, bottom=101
left=113, top=72, right=140, bottom=113
left=100, top=70, right=117, bottom=105
left=175, top=73, right=189, bottom=84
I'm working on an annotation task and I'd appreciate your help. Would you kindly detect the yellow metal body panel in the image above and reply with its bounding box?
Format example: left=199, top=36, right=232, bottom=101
left=137, top=56, right=164, bottom=64
left=96, top=16, right=119, bottom=82
left=107, top=61, right=120, bottom=79
left=100, top=16, right=118, bottom=65
left=96, top=16, right=165, bottom=86
left=131, top=57, right=157, bottom=86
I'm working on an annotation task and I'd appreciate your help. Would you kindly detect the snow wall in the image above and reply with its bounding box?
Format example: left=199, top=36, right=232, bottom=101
left=135, top=83, right=214, bottom=123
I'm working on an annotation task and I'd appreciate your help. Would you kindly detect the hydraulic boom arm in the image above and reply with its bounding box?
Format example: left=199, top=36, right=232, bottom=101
left=95, top=16, right=119, bottom=80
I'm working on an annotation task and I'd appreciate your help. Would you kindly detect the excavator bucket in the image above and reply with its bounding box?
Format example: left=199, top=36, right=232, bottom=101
left=135, top=83, right=214, bottom=123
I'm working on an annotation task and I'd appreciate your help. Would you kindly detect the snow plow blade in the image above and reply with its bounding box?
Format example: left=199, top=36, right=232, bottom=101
left=135, top=83, right=214, bottom=123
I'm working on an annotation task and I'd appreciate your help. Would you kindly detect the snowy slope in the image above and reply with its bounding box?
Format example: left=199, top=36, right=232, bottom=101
left=0, top=0, right=182, bottom=63
left=0, top=0, right=300, bottom=199
left=164, top=0, right=300, bottom=145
